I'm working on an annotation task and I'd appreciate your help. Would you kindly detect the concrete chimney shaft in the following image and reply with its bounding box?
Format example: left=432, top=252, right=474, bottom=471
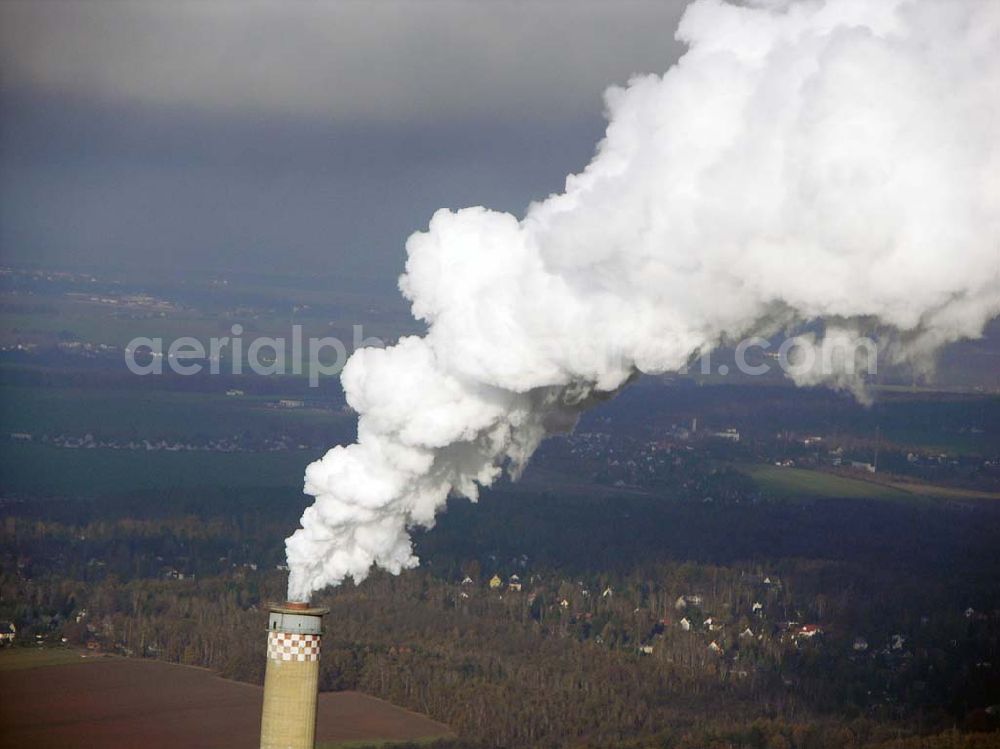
left=259, top=602, right=329, bottom=749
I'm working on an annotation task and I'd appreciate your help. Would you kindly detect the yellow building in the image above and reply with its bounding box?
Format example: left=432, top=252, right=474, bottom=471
left=488, top=574, right=502, bottom=589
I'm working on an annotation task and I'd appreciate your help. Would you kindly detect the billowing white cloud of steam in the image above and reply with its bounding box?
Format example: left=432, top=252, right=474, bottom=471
left=286, top=0, right=1000, bottom=601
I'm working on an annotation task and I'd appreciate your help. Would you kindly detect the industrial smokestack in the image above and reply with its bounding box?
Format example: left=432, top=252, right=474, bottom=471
left=259, top=601, right=329, bottom=749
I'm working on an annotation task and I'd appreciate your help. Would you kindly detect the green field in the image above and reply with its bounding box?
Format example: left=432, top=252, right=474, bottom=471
left=0, top=382, right=349, bottom=496
left=1, top=291, right=418, bottom=353
left=0, top=441, right=323, bottom=496
left=0, top=647, right=97, bottom=672
left=741, top=464, right=910, bottom=501
left=0, top=384, right=350, bottom=440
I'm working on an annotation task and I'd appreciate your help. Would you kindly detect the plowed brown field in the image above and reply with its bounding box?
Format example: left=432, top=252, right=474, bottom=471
left=0, top=651, right=451, bottom=748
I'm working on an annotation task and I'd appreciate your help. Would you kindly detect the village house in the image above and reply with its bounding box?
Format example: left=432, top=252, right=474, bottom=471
left=674, top=594, right=703, bottom=610
left=679, top=617, right=691, bottom=631
left=489, top=574, right=503, bottom=589
left=508, top=575, right=522, bottom=592
left=0, top=621, right=15, bottom=645
left=796, top=624, right=824, bottom=640
left=711, top=428, right=741, bottom=442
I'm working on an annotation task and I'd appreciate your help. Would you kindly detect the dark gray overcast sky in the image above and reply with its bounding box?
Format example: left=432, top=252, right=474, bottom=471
left=0, top=0, right=690, bottom=287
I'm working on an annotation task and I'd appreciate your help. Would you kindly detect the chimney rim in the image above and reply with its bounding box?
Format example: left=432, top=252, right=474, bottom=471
left=268, top=600, right=330, bottom=616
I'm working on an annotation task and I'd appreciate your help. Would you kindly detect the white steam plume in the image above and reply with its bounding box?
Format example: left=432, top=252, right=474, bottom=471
left=286, top=0, right=1000, bottom=601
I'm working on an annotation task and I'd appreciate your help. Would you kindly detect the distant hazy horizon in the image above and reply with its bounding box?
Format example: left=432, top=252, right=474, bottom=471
left=0, top=1, right=690, bottom=280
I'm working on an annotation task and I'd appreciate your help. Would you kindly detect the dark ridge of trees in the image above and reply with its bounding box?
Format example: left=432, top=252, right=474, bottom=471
left=4, top=484, right=999, bottom=748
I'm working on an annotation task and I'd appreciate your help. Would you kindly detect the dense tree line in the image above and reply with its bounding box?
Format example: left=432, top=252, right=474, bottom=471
left=3, top=534, right=998, bottom=747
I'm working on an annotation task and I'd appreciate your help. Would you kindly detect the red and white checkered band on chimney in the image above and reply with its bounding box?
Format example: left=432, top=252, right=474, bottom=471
left=266, top=631, right=320, bottom=662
